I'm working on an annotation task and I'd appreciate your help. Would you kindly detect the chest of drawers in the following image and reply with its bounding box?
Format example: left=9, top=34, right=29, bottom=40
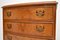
left=2, top=1, right=57, bottom=40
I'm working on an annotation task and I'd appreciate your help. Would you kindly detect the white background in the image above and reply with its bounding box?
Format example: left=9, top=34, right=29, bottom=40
left=0, top=0, right=60, bottom=40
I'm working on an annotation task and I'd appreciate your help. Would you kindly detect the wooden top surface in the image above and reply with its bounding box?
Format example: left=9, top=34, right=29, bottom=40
left=2, top=1, right=57, bottom=8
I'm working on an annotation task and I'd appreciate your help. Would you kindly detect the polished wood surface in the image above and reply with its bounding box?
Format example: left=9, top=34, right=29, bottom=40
left=4, top=22, right=54, bottom=37
left=2, top=1, right=57, bottom=8
left=5, top=33, right=53, bottom=40
left=3, top=5, right=54, bottom=21
left=3, top=1, right=57, bottom=40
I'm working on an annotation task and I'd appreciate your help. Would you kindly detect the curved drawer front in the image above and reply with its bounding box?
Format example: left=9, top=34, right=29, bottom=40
left=4, top=33, right=53, bottom=40
left=23, top=23, right=53, bottom=37
left=4, top=5, right=54, bottom=21
left=4, top=22, right=54, bottom=37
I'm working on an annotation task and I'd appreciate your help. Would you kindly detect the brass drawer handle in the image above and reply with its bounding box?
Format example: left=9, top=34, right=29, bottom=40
left=7, top=36, right=12, bottom=40
left=7, top=24, right=12, bottom=29
left=36, top=10, right=44, bottom=16
left=36, top=25, right=44, bottom=32
left=7, top=10, right=11, bottom=17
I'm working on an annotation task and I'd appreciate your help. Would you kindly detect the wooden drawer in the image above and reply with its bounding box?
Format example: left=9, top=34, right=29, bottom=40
left=4, top=22, right=54, bottom=37
left=4, top=5, right=54, bottom=21
left=4, top=33, right=53, bottom=40
left=3, top=2, right=57, bottom=40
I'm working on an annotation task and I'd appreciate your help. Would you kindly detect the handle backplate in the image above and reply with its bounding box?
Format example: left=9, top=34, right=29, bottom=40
left=36, top=25, right=44, bottom=32
left=36, top=8, right=45, bottom=17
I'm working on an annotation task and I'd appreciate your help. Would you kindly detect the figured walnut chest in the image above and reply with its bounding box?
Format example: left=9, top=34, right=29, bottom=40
left=2, top=1, right=57, bottom=40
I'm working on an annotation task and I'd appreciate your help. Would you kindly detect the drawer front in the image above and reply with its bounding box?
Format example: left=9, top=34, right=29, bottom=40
left=4, top=22, right=20, bottom=33
left=4, top=33, right=53, bottom=40
left=4, top=22, right=54, bottom=37
left=4, top=5, right=54, bottom=21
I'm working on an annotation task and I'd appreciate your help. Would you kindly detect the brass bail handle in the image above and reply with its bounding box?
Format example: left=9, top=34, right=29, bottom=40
left=36, top=9, right=45, bottom=16
left=36, top=25, right=44, bottom=32
left=36, top=8, right=45, bottom=17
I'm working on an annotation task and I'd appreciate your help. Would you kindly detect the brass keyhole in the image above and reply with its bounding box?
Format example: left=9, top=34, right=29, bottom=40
left=7, top=24, right=12, bottom=29
left=7, top=36, right=12, bottom=40
left=7, top=10, right=11, bottom=17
